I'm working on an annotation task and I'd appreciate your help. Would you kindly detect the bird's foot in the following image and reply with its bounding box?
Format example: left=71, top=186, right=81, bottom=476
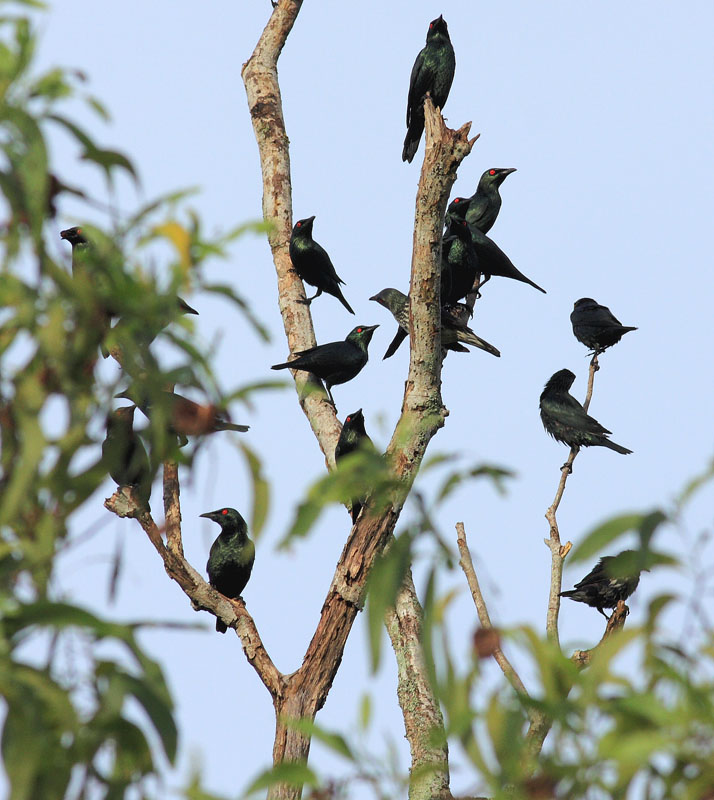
left=296, top=297, right=313, bottom=306
left=560, top=461, right=573, bottom=474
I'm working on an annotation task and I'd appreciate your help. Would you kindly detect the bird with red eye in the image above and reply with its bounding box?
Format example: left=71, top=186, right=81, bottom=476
left=289, top=216, right=354, bottom=314
left=335, top=409, right=375, bottom=524
left=402, top=15, right=455, bottom=163
left=451, top=167, right=517, bottom=235
left=271, top=324, right=378, bottom=407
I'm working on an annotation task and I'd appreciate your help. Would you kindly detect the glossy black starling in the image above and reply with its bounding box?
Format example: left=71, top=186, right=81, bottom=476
left=335, top=409, right=374, bottom=523
left=560, top=550, right=645, bottom=618
left=441, top=216, right=480, bottom=305
left=117, top=388, right=248, bottom=446
left=539, top=369, right=632, bottom=455
left=102, top=405, right=152, bottom=508
left=570, top=298, right=637, bottom=354
left=289, top=216, right=354, bottom=314
left=402, top=16, right=456, bottom=163
left=446, top=198, right=546, bottom=294
left=464, top=168, right=517, bottom=234
left=201, top=507, right=255, bottom=633
left=271, top=325, right=378, bottom=405
left=370, top=288, right=500, bottom=360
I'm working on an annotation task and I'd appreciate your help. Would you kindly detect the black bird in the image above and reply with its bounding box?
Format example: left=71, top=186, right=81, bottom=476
left=570, top=298, right=637, bottom=354
left=402, top=16, right=456, bottom=163
left=370, top=288, right=500, bottom=360
left=117, top=387, right=249, bottom=446
left=201, top=507, right=255, bottom=633
left=539, top=369, right=632, bottom=456
left=102, top=405, right=152, bottom=508
left=335, top=409, right=374, bottom=523
left=441, top=216, right=480, bottom=305
left=446, top=198, right=546, bottom=294
left=271, top=325, right=378, bottom=405
left=289, top=216, right=354, bottom=314
left=464, top=167, right=517, bottom=234
left=560, top=550, right=646, bottom=618
left=61, top=226, right=198, bottom=323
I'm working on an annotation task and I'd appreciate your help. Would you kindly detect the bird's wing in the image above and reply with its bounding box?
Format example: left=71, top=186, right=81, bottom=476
left=406, top=47, right=429, bottom=125
left=314, top=241, right=344, bottom=285
left=545, top=394, right=612, bottom=436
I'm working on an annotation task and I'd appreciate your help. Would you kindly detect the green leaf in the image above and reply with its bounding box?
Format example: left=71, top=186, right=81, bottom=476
left=244, top=761, right=319, bottom=795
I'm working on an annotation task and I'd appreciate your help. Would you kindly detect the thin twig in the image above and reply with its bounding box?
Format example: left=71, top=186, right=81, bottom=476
left=456, top=522, right=529, bottom=697
left=544, top=353, right=599, bottom=646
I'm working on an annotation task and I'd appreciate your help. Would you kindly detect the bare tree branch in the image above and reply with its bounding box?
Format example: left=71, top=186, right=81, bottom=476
left=543, top=353, right=599, bottom=646
left=456, top=522, right=529, bottom=697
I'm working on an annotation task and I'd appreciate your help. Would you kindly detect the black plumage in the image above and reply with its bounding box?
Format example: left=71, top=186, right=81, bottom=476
left=560, top=550, right=646, bottom=618
left=370, top=288, right=500, bottom=360
left=464, top=167, right=517, bottom=234
left=271, top=325, right=378, bottom=405
left=446, top=197, right=546, bottom=294
left=570, top=298, right=637, bottom=354
left=101, top=405, right=152, bottom=508
left=441, top=216, right=480, bottom=305
left=289, top=216, right=354, bottom=314
left=201, top=508, right=255, bottom=633
left=335, top=409, right=374, bottom=523
left=402, top=16, right=456, bottom=163
left=539, top=369, right=632, bottom=455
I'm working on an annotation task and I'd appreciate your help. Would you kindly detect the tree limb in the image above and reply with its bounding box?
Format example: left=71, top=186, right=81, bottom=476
left=456, top=522, right=529, bottom=697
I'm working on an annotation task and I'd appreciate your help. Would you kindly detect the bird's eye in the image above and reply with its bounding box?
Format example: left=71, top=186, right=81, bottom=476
left=221, top=509, right=228, bottom=515
left=489, top=169, right=496, bottom=176
left=296, top=222, right=301, bottom=227
left=429, top=22, right=433, bottom=29
left=454, top=198, right=460, bottom=203
left=356, top=327, right=362, bottom=333
left=346, top=416, right=351, bottom=422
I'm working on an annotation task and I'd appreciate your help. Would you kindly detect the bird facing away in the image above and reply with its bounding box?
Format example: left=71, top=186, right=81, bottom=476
left=116, top=387, right=249, bottom=447
left=441, top=216, right=480, bottom=305
left=289, top=216, right=354, bottom=314
left=464, top=167, right=517, bottom=234
left=370, top=288, right=500, bottom=360
left=101, top=405, right=152, bottom=509
left=402, top=16, right=456, bottom=163
left=539, top=369, right=632, bottom=455
left=446, top=197, right=546, bottom=294
left=201, top=508, right=255, bottom=633
left=570, top=298, right=637, bottom=354
left=560, top=550, right=646, bottom=618
left=335, top=408, right=374, bottom=523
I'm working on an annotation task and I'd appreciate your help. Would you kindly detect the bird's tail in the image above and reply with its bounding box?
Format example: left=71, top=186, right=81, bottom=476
left=402, top=120, right=424, bottom=163
left=216, top=618, right=227, bottom=634
left=335, top=287, right=355, bottom=315
left=601, top=438, right=633, bottom=455
left=215, top=420, right=250, bottom=433
left=516, top=270, right=547, bottom=294
left=460, top=330, right=501, bottom=357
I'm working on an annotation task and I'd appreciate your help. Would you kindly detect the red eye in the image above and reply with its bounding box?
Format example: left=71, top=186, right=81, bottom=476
left=346, top=416, right=351, bottom=422
left=221, top=509, right=228, bottom=515
left=489, top=169, right=496, bottom=176
left=296, top=222, right=301, bottom=227
left=357, top=327, right=362, bottom=333
left=429, top=23, right=433, bottom=29
left=454, top=198, right=460, bottom=203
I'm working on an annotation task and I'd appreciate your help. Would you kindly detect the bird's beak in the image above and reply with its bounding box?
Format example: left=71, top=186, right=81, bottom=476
left=364, top=325, right=379, bottom=333
left=306, top=215, right=316, bottom=223
left=502, top=168, right=517, bottom=176
left=368, top=294, right=381, bottom=303
left=60, top=229, right=70, bottom=240
left=200, top=511, right=216, bottom=521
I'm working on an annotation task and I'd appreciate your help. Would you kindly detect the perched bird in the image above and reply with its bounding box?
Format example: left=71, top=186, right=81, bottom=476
left=539, top=369, right=632, bottom=456
left=441, top=216, right=480, bottom=305
left=402, top=16, right=456, bottom=163
left=117, top=387, right=249, bottom=446
left=560, top=550, right=646, bottom=618
left=464, top=168, right=517, bottom=234
left=201, top=507, right=255, bottom=633
left=370, top=288, right=500, bottom=360
left=289, top=216, right=354, bottom=314
left=446, top=198, right=546, bottom=294
left=271, top=325, right=378, bottom=405
left=570, top=298, right=637, bottom=354
left=101, top=405, right=152, bottom=508
left=335, top=409, right=374, bottom=523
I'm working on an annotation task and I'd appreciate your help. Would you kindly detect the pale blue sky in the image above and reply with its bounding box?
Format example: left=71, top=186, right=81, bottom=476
left=21, top=1, right=714, bottom=797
